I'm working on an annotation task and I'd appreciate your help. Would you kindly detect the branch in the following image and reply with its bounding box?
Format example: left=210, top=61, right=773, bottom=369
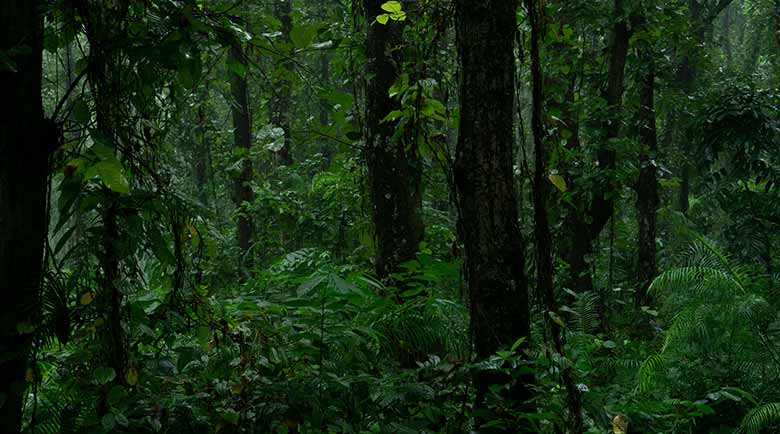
left=706, top=0, right=736, bottom=24
left=51, top=67, right=88, bottom=123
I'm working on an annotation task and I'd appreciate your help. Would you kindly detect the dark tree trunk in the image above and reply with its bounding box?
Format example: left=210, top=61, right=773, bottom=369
left=271, top=0, right=294, bottom=166
left=636, top=44, right=659, bottom=306
left=0, top=1, right=48, bottom=431
left=363, top=0, right=423, bottom=280
left=565, top=0, right=632, bottom=299
left=229, top=44, right=255, bottom=274
left=454, top=0, right=532, bottom=426
left=526, top=0, right=584, bottom=431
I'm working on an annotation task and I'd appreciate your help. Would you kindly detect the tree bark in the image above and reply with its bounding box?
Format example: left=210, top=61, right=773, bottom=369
left=363, top=0, right=423, bottom=280
left=636, top=42, right=659, bottom=306
left=229, top=44, right=255, bottom=275
left=454, top=0, right=532, bottom=426
left=0, top=1, right=48, bottom=431
left=271, top=0, right=294, bottom=166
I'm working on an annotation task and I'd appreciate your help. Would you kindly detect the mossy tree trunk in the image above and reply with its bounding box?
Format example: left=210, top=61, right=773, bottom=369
left=363, top=0, right=423, bottom=280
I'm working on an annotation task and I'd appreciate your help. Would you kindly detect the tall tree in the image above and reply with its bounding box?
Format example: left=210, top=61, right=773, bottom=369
left=363, top=0, right=423, bottom=280
left=453, top=0, right=532, bottom=423
left=75, top=0, right=132, bottom=385
left=228, top=42, right=255, bottom=275
left=636, top=25, right=660, bottom=306
left=0, top=0, right=49, bottom=431
left=564, top=0, right=632, bottom=298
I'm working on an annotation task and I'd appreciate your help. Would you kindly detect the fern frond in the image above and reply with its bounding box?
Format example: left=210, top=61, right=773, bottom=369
left=637, top=354, right=666, bottom=393
left=740, top=402, right=780, bottom=433
left=687, top=233, right=745, bottom=287
left=649, top=266, right=744, bottom=298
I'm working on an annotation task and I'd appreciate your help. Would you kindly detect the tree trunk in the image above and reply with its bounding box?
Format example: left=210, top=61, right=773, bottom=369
left=526, top=0, right=584, bottom=431
left=271, top=0, right=294, bottom=166
left=636, top=43, right=659, bottom=306
left=454, top=0, right=532, bottom=426
left=363, top=0, right=423, bottom=280
left=229, top=44, right=255, bottom=275
left=566, top=0, right=632, bottom=299
left=0, top=1, right=48, bottom=431
left=76, top=0, right=131, bottom=389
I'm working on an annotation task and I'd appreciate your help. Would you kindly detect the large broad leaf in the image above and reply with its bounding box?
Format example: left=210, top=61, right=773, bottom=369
left=377, top=1, right=406, bottom=23
left=381, top=1, right=403, bottom=13
left=148, top=227, right=175, bottom=265
left=73, top=98, right=91, bottom=125
left=102, top=414, right=115, bottom=430
left=86, top=161, right=131, bottom=194
left=94, top=366, right=116, bottom=384
left=549, top=173, right=568, bottom=192
left=290, top=24, right=321, bottom=49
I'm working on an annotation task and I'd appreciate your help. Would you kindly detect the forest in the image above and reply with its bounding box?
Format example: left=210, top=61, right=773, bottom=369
left=1, top=0, right=779, bottom=433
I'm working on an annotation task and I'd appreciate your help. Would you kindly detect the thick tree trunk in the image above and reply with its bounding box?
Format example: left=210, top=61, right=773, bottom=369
left=454, top=0, right=532, bottom=426
left=363, top=0, right=423, bottom=280
left=0, top=1, right=48, bottom=431
left=527, top=0, right=584, bottom=431
left=271, top=0, right=294, bottom=166
left=229, top=44, right=255, bottom=274
left=636, top=47, right=659, bottom=306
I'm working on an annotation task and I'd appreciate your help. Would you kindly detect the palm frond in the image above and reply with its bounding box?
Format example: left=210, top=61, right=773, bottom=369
left=740, top=402, right=780, bottom=433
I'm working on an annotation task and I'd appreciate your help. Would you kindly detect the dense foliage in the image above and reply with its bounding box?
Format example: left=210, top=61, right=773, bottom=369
left=1, top=0, right=779, bottom=433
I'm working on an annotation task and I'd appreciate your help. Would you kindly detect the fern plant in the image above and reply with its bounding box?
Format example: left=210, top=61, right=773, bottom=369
left=740, top=402, right=780, bottom=433
left=637, top=236, right=780, bottom=431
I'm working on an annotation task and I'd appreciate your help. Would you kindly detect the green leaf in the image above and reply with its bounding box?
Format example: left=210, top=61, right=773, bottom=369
left=94, top=366, right=116, bottom=384
left=148, top=227, right=175, bottom=266
left=115, top=412, right=129, bottom=427
left=227, top=56, right=247, bottom=78
left=376, top=14, right=390, bottom=25
left=126, top=367, right=139, bottom=386
left=73, top=98, right=90, bottom=125
left=197, top=326, right=211, bottom=350
left=107, top=385, right=126, bottom=405
left=86, top=161, right=131, bottom=194
left=219, top=408, right=240, bottom=425
left=549, top=173, right=568, bottom=192
left=381, top=110, right=404, bottom=123
left=510, top=336, right=527, bottom=352
left=290, top=25, right=320, bottom=49
left=102, top=414, right=116, bottom=430
left=381, top=1, right=403, bottom=13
